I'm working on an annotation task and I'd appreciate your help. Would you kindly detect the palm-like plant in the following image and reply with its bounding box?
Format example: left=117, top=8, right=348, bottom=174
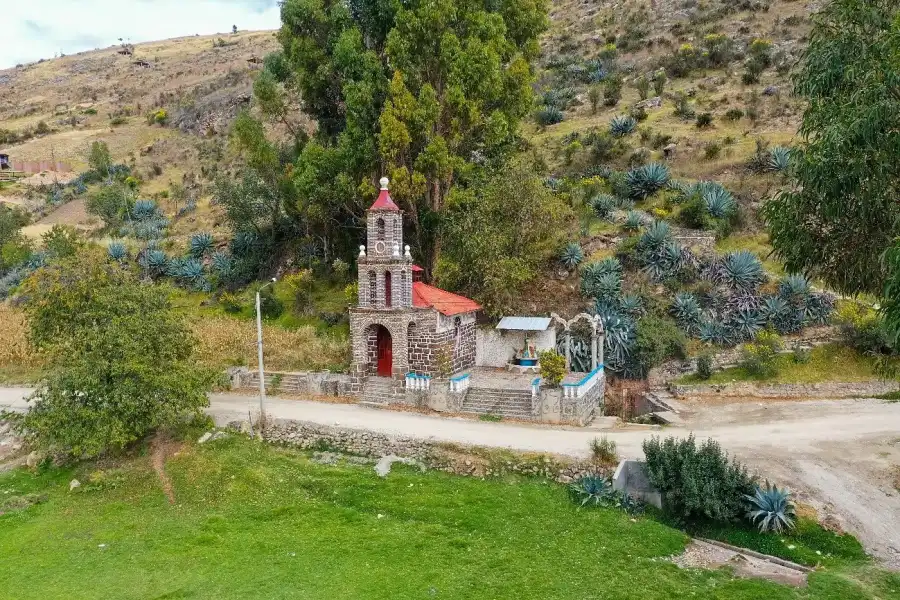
left=560, top=242, right=584, bottom=270
left=745, top=482, right=796, bottom=533
left=190, top=232, right=214, bottom=258
left=718, top=251, right=765, bottom=291
left=702, top=184, right=737, bottom=219
left=625, top=163, right=670, bottom=200
left=671, top=292, right=702, bottom=332
left=609, top=115, right=638, bottom=137
left=623, top=210, right=644, bottom=232
left=107, top=241, right=127, bottom=262
left=767, top=146, right=792, bottom=172
left=570, top=476, right=614, bottom=506
left=592, top=194, right=618, bottom=220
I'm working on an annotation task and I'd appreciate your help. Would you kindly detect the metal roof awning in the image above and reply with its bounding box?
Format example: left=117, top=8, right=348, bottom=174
left=496, top=316, right=552, bottom=331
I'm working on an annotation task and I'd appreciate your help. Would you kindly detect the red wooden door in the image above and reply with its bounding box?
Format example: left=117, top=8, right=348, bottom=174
left=376, top=326, right=393, bottom=376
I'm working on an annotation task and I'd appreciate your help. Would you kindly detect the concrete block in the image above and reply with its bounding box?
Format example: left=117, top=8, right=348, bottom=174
left=613, top=459, right=662, bottom=509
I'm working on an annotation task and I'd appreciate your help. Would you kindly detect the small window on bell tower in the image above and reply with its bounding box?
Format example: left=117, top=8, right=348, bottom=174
left=376, top=218, right=385, bottom=241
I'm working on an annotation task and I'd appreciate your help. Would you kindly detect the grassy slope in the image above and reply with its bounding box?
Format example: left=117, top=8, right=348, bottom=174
left=676, top=344, right=882, bottom=385
left=1, top=437, right=896, bottom=599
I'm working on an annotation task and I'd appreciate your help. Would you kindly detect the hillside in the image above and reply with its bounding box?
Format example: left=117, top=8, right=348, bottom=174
left=0, top=30, right=279, bottom=238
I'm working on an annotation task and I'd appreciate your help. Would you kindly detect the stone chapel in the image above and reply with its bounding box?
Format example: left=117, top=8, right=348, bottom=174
left=349, top=178, right=481, bottom=385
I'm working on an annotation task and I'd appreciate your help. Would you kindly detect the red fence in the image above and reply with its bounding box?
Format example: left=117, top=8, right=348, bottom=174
left=10, top=161, right=72, bottom=174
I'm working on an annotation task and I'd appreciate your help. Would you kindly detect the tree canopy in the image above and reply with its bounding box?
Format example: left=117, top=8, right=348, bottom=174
left=763, top=0, right=900, bottom=297
left=16, top=249, right=214, bottom=458
left=233, top=0, right=548, bottom=276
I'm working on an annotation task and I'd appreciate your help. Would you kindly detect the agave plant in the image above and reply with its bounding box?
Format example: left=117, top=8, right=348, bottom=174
left=625, top=163, right=670, bottom=200
left=590, top=272, right=622, bottom=301
left=718, top=251, right=765, bottom=292
left=638, top=220, right=671, bottom=254
left=642, top=240, right=684, bottom=282
left=805, top=292, right=835, bottom=325
left=536, top=105, right=564, bottom=126
left=178, top=258, right=210, bottom=291
left=560, top=243, right=584, bottom=270
left=592, top=194, right=618, bottom=220
left=211, top=251, right=234, bottom=277
left=596, top=308, right=636, bottom=374
left=131, top=199, right=160, bottom=221
left=190, top=232, right=214, bottom=258
left=569, top=476, right=614, bottom=507
left=230, top=231, right=259, bottom=257
left=619, top=294, right=643, bottom=316
left=767, top=146, right=792, bottom=172
left=728, top=309, right=766, bottom=341
left=745, top=482, right=796, bottom=533
left=698, top=319, right=731, bottom=346
left=623, top=210, right=644, bottom=232
left=144, top=249, right=168, bottom=277
left=778, top=274, right=811, bottom=305
left=761, top=296, right=790, bottom=322
left=725, top=291, right=763, bottom=314
left=702, top=184, right=737, bottom=219
left=107, top=241, right=128, bottom=262
left=609, top=115, right=638, bottom=137
left=671, top=292, right=702, bottom=333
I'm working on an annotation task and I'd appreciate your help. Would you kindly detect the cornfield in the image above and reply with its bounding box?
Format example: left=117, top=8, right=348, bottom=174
left=0, top=306, right=350, bottom=375
left=191, top=317, right=350, bottom=373
left=0, top=305, right=44, bottom=369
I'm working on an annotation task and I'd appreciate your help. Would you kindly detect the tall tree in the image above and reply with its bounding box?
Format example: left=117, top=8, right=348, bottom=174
left=15, top=249, right=214, bottom=458
left=763, top=0, right=900, bottom=296
left=249, top=0, right=548, bottom=275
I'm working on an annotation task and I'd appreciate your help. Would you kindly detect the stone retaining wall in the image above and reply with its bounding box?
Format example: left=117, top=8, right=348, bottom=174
left=671, top=380, right=900, bottom=400
left=259, top=418, right=604, bottom=483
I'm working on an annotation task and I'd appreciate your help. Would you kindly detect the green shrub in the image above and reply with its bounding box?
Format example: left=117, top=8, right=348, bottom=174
left=633, top=75, right=651, bottom=100
left=588, top=86, right=601, bottom=114
left=538, top=349, right=566, bottom=387
left=696, top=354, right=713, bottom=379
left=259, top=286, right=285, bottom=319
left=703, top=141, right=721, bottom=160
left=535, top=106, right=564, bottom=126
left=220, top=292, right=243, bottom=314
left=632, top=315, right=687, bottom=378
left=642, top=434, right=756, bottom=523
left=589, top=436, right=619, bottom=466
left=603, top=75, right=624, bottom=106
left=695, top=112, right=713, bottom=128
left=653, top=69, right=667, bottom=96
left=739, top=329, right=782, bottom=377
left=724, top=108, right=744, bottom=121
left=792, top=348, right=811, bottom=364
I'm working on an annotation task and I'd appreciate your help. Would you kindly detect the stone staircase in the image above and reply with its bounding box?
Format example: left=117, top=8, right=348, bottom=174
left=362, top=377, right=400, bottom=407
left=643, top=388, right=690, bottom=425
left=460, top=387, right=534, bottom=420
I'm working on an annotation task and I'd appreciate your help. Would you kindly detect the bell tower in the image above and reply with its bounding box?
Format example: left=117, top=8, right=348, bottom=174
left=357, top=178, right=413, bottom=309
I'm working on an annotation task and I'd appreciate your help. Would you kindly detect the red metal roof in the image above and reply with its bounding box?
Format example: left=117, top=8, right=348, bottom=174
left=411, top=265, right=424, bottom=272
left=369, top=188, right=399, bottom=211
left=412, top=282, right=481, bottom=316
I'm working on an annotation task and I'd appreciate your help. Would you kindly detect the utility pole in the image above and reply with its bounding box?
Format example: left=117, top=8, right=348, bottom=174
left=255, top=278, right=277, bottom=436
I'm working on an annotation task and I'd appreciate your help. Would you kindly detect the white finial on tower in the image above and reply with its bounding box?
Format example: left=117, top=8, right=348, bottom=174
left=404, top=244, right=412, bottom=259
left=380, top=176, right=389, bottom=190
left=359, top=245, right=366, bottom=257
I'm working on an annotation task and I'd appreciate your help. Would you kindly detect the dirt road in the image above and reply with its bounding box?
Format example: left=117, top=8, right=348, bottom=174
left=2, top=388, right=898, bottom=567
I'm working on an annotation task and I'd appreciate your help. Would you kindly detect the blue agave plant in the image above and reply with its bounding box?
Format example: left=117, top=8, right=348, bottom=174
left=596, top=308, right=636, bottom=374
left=107, top=241, right=128, bottom=262
left=609, top=115, right=638, bottom=137
left=671, top=292, right=702, bottom=333
left=230, top=231, right=259, bottom=257
left=189, top=232, right=214, bottom=258
left=569, top=476, right=614, bottom=507
left=592, top=194, right=618, bottom=220
left=698, top=319, right=731, bottom=346
left=702, top=184, right=737, bottom=219
left=767, top=146, right=792, bottom=172
left=623, top=210, right=644, bottom=232
left=778, top=274, right=811, bottom=304
left=745, top=482, right=796, bottom=533
left=619, top=294, right=643, bottom=316
left=211, top=251, right=234, bottom=277
left=638, top=220, right=671, bottom=254
left=718, top=251, right=765, bottom=291
left=728, top=309, right=766, bottom=341
left=625, top=163, right=670, bottom=200
left=131, top=199, right=160, bottom=221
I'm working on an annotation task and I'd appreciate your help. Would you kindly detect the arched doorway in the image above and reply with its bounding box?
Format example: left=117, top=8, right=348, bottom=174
left=375, top=325, right=393, bottom=377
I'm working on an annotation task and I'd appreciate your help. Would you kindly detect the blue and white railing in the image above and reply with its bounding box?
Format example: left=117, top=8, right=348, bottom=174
left=449, top=373, right=471, bottom=393
left=531, top=377, right=541, bottom=397
left=562, top=365, right=605, bottom=399
left=405, top=373, right=432, bottom=391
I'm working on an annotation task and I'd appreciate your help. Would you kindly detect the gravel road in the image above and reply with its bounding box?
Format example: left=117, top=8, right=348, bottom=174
left=2, top=388, right=897, bottom=568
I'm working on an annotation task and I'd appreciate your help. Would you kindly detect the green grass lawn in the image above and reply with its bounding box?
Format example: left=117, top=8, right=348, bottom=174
left=677, top=344, right=884, bottom=386
left=1, top=437, right=897, bottom=599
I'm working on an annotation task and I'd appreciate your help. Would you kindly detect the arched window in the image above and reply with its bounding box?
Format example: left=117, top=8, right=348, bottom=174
left=376, top=218, right=385, bottom=241
left=368, top=271, right=376, bottom=306
left=384, top=271, right=392, bottom=308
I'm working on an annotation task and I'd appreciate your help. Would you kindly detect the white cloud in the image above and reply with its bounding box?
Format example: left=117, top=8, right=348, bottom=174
left=0, top=0, right=281, bottom=69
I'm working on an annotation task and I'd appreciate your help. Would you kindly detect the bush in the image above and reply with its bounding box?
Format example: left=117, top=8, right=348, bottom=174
left=220, top=292, right=243, bottom=314
left=739, top=329, right=782, bottom=377
left=703, top=141, right=721, bottom=160
left=259, top=286, right=284, bottom=319
left=642, top=434, right=756, bottom=523
left=538, top=349, right=566, bottom=387
left=696, top=353, right=713, bottom=379
left=792, top=348, right=811, bottom=364
left=724, top=108, right=745, bottom=121
left=535, top=106, right=564, bottom=126
left=631, top=315, right=687, bottom=378
left=696, top=112, right=713, bottom=128
left=589, top=436, right=619, bottom=466
left=603, top=75, right=624, bottom=106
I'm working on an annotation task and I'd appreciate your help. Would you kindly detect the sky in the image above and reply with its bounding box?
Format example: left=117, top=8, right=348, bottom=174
left=0, top=0, right=281, bottom=69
